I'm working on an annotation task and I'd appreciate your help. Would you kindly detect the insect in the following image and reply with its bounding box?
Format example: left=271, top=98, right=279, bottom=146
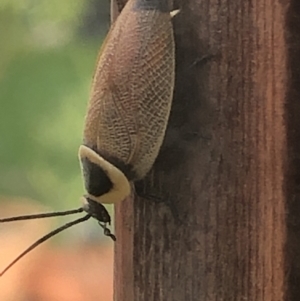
left=0, top=0, right=177, bottom=276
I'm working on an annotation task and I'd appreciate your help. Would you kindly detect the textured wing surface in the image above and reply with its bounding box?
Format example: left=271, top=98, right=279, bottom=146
left=83, top=0, right=175, bottom=180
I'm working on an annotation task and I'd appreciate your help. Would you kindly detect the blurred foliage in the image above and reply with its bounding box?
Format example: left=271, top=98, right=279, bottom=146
left=0, top=0, right=111, bottom=211
left=0, top=0, right=86, bottom=33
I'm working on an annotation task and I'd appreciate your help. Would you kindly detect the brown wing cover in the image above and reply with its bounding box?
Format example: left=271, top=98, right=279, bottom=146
left=83, top=0, right=175, bottom=180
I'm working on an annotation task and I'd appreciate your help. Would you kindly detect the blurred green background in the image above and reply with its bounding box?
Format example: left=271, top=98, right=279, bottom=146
left=0, top=2, right=116, bottom=299
left=0, top=0, right=118, bottom=251
left=0, top=0, right=110, bottom=210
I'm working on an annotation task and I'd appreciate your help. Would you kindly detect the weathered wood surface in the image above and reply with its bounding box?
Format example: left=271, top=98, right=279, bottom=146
left=114, top=0, right=292, bottom=300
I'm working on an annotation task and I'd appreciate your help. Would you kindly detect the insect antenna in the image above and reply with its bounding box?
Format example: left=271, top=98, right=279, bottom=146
left=0, top=207, right=84, bottom=222
left=0, top=214, right=91, bottom=277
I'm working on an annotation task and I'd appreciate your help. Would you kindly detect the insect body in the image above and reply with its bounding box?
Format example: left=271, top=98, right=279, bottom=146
left=0, top=0, right=176, bottom=276
left=80, top=0, right=176, bottom=223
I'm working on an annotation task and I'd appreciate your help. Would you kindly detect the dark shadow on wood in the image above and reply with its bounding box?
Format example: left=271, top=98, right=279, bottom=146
left=286, top=0, right=300, bottom=300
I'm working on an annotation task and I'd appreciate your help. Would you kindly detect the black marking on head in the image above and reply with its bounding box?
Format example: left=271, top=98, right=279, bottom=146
left=84, top=144, right=138, bottom=181
left=81, top=157, right=113, bottom=197
left=133, top=0, right=170, bottom=12
left=83, top=197, right=111, bottom=224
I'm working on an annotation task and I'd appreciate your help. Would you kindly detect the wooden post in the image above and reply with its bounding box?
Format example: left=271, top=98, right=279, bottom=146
left=114, top=0, right=290, bottom=300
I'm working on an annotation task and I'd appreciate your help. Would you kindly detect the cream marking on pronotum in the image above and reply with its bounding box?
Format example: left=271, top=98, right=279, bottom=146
left=0, top=0, right=177, bottom=276
left=78, top=145, right=131, bottom=204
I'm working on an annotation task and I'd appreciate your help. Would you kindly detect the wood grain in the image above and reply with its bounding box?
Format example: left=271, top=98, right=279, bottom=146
left=114, top=0, right=289, bottom=300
